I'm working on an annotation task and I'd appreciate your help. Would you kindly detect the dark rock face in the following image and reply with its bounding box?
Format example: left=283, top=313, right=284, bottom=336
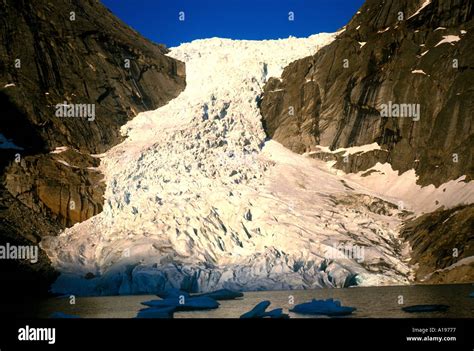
left=261, top=0, right=473, bottom=187
left=309, top=148, right=391, bottom=175
left=0, top=0, right=186, bottom=305
left=0, top=0, right=185, bottom=154
left=0, top=0, right=186, bottom=226
left=5, top=150, right=105, bottom=226
left=400, top=204, right=474, bottom=283
left=0, top=182, right=60, bottom=316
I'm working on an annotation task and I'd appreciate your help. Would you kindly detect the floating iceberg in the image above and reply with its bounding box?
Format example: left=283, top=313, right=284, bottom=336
left=290, top=298, right=356, bottom=316
left=141, top=296, right=219, bottom=311
left=240, top=301, right=271, bottom=318
left=194, top=289, right=243, bottom=301
left=240, top=301, right=289, bottom=319
left=402, top=305, right=449, bottom=313
left=262, top=308, right=290, bottom=319
left=136, top=307, right=175, bottom=319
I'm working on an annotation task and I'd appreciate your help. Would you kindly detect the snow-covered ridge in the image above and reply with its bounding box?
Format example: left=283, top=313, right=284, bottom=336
left=407, top=0, right=432, bottom=20
left=342, top=163, right=473, bottom=214
left=41, top=34, right=421, bottom=296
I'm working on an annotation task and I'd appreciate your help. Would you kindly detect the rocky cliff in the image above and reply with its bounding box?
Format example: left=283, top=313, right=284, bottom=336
left=0, top=0, right=185, bottom=307
left=0, top=0, right=185, bottom=224
left=260, top=0, right=473, bottom=187
left=260, top=0, right=473, bottom=284
left=1, top=0, right=185, bottom=154
left=401, top=204, right=474, bottom=283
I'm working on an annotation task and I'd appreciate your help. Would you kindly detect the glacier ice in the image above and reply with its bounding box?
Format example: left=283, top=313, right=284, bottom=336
left=262, top=308, right=290, bottom=319
left=240, top=301, right=289, bottom=319
left=290, top=298, right=356, bottom=316
left=136, top=307, right=175, bottom=319
left=41, top=33, right=417, bottom=296
left=240, top=300, right=271, bottom=319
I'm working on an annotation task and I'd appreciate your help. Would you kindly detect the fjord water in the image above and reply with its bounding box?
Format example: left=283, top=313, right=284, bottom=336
left=38, top=284, right=473, bottom=318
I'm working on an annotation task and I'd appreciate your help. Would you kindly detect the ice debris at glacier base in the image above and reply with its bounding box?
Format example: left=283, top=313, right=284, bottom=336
left=240, top=300, right=289, bottom=319
left=290, top=298, right=356, bottom=316
left=136, top=306, right=175, bottom=319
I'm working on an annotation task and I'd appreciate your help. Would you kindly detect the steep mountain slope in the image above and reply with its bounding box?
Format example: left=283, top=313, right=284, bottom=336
left=39, top=35, right=430, bottom=296
left=0, top=0, right=185, bottom=154
left=3, top=0, right=472, bottom=303
left=0, top=0, right=185, bottom=308
left=260, top=0, right=473, bottom=187
left=0, top=0, right=185, bottom=227
left=259, top=0, right=474, bottom=284
left=400, top=204, right=474, bottom=283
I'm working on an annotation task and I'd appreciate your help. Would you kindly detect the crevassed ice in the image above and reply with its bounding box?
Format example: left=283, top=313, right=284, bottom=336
left=41, top=34, right=415, bottom=296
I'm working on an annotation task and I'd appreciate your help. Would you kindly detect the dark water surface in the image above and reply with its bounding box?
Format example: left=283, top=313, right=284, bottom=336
left=37, top=284, right=474, bottom=318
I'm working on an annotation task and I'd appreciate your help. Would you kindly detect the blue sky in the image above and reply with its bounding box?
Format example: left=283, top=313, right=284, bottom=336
left=102, top=0, right=364, bottom=48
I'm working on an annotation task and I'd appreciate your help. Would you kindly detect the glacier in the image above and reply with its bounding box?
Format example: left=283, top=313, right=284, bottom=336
left=40, top=33, right=428, bottom=296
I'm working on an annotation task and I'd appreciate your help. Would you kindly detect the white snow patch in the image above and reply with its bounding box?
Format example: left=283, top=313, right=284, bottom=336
left=358, top=42, right=366, bottom=48
left=434, top=27, right=446, bottom=31
left=312, top=143, right=382, bottom=157
left=3, top=83, right=15, bottom=88
left=435, top=35, right=461, bottom=47
left=460, top=30, right=467, bottom=35
left=420, top=50, right=429, bottom=56
left=407, top=0, right=432, bottom=19
left=50, top=146, right=69, bottom=154
left=411, top=69, right=427, bottom=75
left=90, top=153, right=106, bottom=159
left=343, top=163, right=474, bottom=214
left=377, top=27, right=390, bottom=33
